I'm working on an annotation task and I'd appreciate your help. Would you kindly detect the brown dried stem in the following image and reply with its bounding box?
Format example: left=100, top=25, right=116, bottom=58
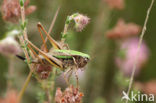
left=126, top=0, right=155, bottom=103
left=17, top=1, right=34, bottom=102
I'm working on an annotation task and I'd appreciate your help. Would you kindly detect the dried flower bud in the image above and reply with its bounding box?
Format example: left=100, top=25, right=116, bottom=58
left=36, top=64, right=52, bottom=79
left=106, top=19, right=141, bottom=39
left=1, top=0, right=36, bottom=23
left=115, top=38, right=149, bottom=76
left=0, top=90, right=18, bottom=103
left=55, top=85, right=84, bottom=103
left=135, top=80, right=156, bottom=95
left=73, top=14, right=90, bottom=32
left=103, top=0, right=124, bottom=10
left=0, top=36, right=21, bottom=56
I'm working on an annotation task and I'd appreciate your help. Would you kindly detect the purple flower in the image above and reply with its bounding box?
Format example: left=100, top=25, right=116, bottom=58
left=115, top=38, right=149, bottom=76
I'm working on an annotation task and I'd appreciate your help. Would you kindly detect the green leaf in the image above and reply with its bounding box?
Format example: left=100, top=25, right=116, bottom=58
left=65, top=16, right=71, bottom=24
left=20, top=0, right=24, bottom=7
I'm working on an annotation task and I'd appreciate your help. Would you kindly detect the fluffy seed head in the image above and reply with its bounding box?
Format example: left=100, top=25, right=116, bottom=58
left=73, top=14, right=90, bottom=32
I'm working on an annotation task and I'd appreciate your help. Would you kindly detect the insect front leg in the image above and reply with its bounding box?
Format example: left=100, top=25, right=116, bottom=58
left=72, top=57, right=80, bottom=87
left=63, top=68, right=73, bottom=85
left=74, top=68, right=79, bottom=88
left=72, top=57, right=79, bottom=69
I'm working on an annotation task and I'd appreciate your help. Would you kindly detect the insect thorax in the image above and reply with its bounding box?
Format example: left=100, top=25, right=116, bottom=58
left=56, top=56, right=89, bottom=69
left=37, top=52, right=89, bottom=70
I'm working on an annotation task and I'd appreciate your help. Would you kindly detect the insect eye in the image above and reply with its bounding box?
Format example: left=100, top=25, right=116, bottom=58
left=84, top=58, right=89, bottom=63
left=85, top=58, right=89, bottom=61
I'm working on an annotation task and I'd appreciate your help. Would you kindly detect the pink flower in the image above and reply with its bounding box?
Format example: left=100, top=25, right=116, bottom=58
left=73, top=14, right=90, bottom=32
left=1, top=0, right=36, bottom=23
left=106, top=19, right=141, bottom=39
left=115, top=38, right=149, bottom=76
left=0, top=37, right=21, bottom=56
left=103, top=0, right=125, bottom=10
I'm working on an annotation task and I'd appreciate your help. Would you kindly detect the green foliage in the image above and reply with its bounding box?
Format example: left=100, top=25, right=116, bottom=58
left=93, top=97, right=106, bottom=103
left=36, top=91, right=45, bottom=103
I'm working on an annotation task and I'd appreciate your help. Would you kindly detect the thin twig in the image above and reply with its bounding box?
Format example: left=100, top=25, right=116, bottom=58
left=18, top=70, right=33, bottom=102
left=7, top=56, right=14, bottom=90
left=17, top=0, right=34, bottom=102
left=50, top=67, right=57, bottom=102
left=61, top=24, right=69, bottom=42
left=126, top=0, right=155, bottom=103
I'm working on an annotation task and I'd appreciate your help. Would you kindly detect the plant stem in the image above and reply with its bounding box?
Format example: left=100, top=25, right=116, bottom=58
left=18, top=0, right=34, bottom=102
left=61, top=24, right=69, bottom=42
left=50, top=67, right=57, bottom=103
left=18, top=70, right=33, bottom=102
left=7, top=56, right=14, bottom=90
left=126, top=0, right=155, bottom=103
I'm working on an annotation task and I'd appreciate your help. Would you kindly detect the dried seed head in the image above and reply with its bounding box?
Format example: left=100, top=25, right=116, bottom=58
left=115, top=38, right=149, bottom=76
left=103, top=0, right=125, bottom=10
left=36, top=64, right=52, bottom=79
left=0, top=36, right=21, bottom=56
left=55, top=85, right=84, bottom=103
left=106, top=19, right=141, bottom=39
left=1, top=0, right=36, bottom=23
left=73, top=14, right=90, bottom=32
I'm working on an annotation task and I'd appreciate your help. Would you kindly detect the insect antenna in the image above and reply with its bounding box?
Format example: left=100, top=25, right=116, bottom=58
left=42, top=7, right=60, bottom=48
left=16, top=55, right=26, bottom=61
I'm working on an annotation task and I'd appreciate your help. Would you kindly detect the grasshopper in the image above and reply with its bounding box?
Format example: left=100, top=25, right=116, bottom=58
left=23, top=22, right=90, bottom=84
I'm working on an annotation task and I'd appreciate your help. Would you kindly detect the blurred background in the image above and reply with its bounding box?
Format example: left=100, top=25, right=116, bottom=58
left=0, top=0, right=156, bottom=103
